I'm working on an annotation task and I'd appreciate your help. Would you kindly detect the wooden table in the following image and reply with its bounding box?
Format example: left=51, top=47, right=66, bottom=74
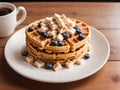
left=0, top=2, right=120, bottom=90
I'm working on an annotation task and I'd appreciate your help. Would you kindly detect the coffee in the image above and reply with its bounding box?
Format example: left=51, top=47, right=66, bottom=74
left=0, top=7, right=12, bottom=16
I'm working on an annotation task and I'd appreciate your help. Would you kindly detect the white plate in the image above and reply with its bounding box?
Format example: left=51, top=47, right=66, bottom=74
left=4, top=26, right=110, bottom=83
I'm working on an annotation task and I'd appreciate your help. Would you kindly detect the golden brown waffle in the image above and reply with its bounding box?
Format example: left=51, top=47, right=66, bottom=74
left=25, top=14, right=91, bottom=67
left=26, top=41, right=89, bottom=65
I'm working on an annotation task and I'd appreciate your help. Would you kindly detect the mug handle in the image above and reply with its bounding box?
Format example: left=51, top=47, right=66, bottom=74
left=16, top=6, right=27, bottom=27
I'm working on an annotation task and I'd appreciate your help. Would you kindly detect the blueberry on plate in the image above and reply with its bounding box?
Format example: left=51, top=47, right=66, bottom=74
left=28, top=26, right=34, bottom=32
left=45, top=62, right=53, bottom=69
left=78, top=33, right=85, bottom=40
left=58, top=41, right=64, bottom=46
left=84, top=53, right=90, bottom=59
left=50, top=40, right=58, bottom=46
left=40, top=32, right=49, bottom=38
left=62, top=33, right=70, bottom=40
left=21, top=50, right=28, bottom=57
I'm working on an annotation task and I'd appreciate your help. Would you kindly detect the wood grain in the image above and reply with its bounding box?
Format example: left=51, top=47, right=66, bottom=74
left=0, top=2, right=120, bottom=90
left=14, top=2, right=120, bottom=29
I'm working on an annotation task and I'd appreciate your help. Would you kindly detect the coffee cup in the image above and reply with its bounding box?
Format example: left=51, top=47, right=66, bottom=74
left=0, top=2, right=27, bottom=37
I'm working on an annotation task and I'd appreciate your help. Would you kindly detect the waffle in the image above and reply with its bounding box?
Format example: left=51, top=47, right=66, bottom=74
left=25, top=13, right=91, bottom=70
left=26, top=42, right=89, bottom=65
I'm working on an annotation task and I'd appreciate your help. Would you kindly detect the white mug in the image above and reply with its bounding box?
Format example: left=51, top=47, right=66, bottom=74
left=0, top=2, right=27, bottom=37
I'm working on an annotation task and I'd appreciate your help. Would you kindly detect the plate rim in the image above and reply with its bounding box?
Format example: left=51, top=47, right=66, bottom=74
left=4, top=26, right=110, bottom=83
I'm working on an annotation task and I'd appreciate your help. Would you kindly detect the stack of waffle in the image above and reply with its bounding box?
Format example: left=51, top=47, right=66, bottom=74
left=25, top=13, right=91, bottom=70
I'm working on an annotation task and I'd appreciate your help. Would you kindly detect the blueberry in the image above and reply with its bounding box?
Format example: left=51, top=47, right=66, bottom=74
left=37, top=22, right=42, bottom=28
left=78, top=33, right=85, bottom=40
left=21, top=50, right=28, bottom=56
left=73, top=25, right=79, bottom=29
left=45, top=62, right=53, bottom=69
left=50, top=40, right=58, bottom=46
left=76, top=28, right=82, bottom=34
left=62, top=33, right=70, bottom=40
left=40, top=32, right=49, bottom=38
left=73, top=25, right=82, bottom=34
left=28, top=26, right=34, bottom=32
left=84, top=53, right=90, bottom=59
left=58, top=41, right=64, bottom=46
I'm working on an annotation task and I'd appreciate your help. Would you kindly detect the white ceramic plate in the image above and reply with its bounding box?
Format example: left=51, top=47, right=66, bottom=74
left=4, top=26, right=110, bottom=83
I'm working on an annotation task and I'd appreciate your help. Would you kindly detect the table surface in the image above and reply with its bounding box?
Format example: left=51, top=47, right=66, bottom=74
left=0, top=2, right=120, bottom=90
